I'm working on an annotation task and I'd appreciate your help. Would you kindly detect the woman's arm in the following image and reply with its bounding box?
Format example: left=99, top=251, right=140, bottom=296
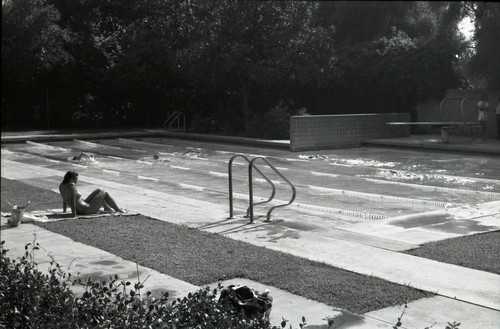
left=68, top=185, right=78, bottom=217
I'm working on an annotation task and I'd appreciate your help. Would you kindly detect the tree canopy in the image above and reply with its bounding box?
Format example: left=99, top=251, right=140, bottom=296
left=2, top=1, right=498, bottom=134
left=465, top=2, right=500, bottom=88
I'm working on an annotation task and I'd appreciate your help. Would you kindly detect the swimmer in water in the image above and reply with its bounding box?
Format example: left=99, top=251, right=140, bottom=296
left=72, top=152, right=95, bottom=161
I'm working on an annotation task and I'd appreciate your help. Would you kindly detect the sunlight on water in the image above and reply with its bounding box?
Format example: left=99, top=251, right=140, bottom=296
left=335, top=158, right=399, bottom=168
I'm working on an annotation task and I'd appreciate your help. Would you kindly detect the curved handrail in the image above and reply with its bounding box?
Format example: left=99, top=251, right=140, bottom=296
left=228, top=154, right=276, bottom=219
left=248, top=156, right=296, bottom=223
left=439, top=97, right=465, bottom=122
left=438, top=98, right=447, bottom=121
left=172, top=112, right=185, bottom=131
left=460, top=98, right=467, bottom=124
left=163, top=111, right=177, bottom=127
left=163, top=111, right=186, bottom=131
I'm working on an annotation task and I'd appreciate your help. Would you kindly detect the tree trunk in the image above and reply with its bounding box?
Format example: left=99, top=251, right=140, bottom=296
left=240, top=83, right=251, bottom=134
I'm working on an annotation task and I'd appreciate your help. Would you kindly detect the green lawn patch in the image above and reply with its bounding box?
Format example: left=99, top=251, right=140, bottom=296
left=1, top=178, right=61, bottom=212
left=33, top=215, right=432, bottom=314
left=1, top=178, right=432, bottom=314
left=404, top=231, right=500, bottom=274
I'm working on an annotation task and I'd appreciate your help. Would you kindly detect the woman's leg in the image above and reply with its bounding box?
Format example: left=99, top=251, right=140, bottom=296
left=103, top=200, right=113, bottom=212
left=83, top=188, right=122, bottom=214
left=84, top=189, right=103, bottom=203
left=81, top=190, right=107, bottom=214
left=104, top=193, right=123, bottom=212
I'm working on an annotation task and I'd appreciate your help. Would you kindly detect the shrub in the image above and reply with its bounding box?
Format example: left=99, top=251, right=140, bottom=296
left=0, top=241, right=75, bottom=328
left=0, top=241, right=461, bottom=329
left=0, top=241, right=271, bottom=329
left=247, top=103, right=292, bottom=140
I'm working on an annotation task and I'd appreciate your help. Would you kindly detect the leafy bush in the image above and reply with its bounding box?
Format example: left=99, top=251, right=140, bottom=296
left=0, top=241, right=271, bottom=329
left=0, top=241, right=461, bottom=329
left=247, top=103, right=293, bottom=139
left=0, top=242, right=75, bottom=328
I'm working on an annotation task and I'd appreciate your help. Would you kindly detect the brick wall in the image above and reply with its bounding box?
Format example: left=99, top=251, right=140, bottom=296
left=290, top=113, right=410, bottom=151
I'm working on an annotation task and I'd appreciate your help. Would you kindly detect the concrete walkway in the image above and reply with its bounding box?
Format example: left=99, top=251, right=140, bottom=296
left=365, top=134, right=500, bottom=155
left=0, top=221, right=198, bottom=300
left=1, top=131, right=500, bottom=328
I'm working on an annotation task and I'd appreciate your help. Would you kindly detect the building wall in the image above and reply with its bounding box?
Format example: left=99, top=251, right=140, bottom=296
left=289, top=113, right=410, bottom=151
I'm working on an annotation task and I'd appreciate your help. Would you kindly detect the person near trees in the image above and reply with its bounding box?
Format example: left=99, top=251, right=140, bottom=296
left=59, top=171, right=123, bottom=217
left=496, top=96, right=500, bottom=140
left=477, top=94, right=490, bottom=141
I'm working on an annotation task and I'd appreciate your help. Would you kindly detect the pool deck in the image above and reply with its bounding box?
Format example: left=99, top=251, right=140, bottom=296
left=1, top=130, right=500, bottom=328
left=365, top=134, right=500, bottom=156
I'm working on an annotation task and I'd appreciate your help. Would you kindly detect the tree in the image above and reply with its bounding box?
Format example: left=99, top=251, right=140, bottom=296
left=318, top=1, right=466, bottom=115
left=466, top=2, right=500, bottom=88
left=95, top=1, right=181, bottom=126
left=175, top=1, right=337, bottom=133
left=1, top=1, right=480, bottom=132
left=2, top=0, right=75, bottom=129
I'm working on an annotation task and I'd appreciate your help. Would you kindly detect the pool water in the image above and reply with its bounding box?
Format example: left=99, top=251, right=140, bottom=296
left=3, top=137, right=500, bottom=224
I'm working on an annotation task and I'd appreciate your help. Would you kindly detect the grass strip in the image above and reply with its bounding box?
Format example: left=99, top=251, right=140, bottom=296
left=35, top=215, right=431, bottom=314
left=1, top=178, right=431, bottom=314
left=404, top=231, right=500, bottom=274
left=1, top=178, right=61, bottom=211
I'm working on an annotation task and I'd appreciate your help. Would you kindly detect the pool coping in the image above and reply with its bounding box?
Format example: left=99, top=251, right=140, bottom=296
left=2, top=129, right=500, bottom=156
left=0, top=129, right=291, bottom=150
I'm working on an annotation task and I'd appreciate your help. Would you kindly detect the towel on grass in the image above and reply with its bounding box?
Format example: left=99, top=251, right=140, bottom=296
left=1, top=208, right=139, bottom=223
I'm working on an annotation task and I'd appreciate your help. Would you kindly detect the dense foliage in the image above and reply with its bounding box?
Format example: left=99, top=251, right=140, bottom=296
left=0, top=240, right=463, bottom=329
left=2, top=1, right=497, bottom=133
left=0, top=241, right=273, bottom=329
left=464, top=2, right=500, bottom=88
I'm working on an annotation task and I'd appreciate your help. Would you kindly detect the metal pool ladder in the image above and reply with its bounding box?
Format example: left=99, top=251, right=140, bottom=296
left=163, top=111, right=185, bottom=131
left=228, top=154, right=296, bottom=223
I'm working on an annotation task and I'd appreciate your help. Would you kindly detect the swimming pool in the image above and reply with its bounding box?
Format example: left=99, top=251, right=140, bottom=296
left=3, top=136, right=499, bottom=227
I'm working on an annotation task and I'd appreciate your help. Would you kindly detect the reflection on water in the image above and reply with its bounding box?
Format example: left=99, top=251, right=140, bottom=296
left=4, top=138, right=500, bottom=223
left=312, top=148, right=500, bottom=192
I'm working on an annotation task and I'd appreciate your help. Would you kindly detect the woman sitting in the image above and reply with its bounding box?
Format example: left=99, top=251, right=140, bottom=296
left=59, top=170, right=123, bottom=217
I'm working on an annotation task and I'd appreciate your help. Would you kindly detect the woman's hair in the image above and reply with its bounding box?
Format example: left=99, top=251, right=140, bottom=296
left=62, top=170, right=78, bottom=184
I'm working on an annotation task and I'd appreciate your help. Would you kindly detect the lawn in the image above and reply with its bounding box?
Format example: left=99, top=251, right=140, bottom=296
left=2, top=176, right=498, bottom=315
left=1, top=178, right=433, bottom=314
left=404, top=230, right=500, bottom=275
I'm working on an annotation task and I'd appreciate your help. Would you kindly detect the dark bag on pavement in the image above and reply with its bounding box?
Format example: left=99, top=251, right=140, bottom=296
left=218, top=285, right=273, bottom=320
